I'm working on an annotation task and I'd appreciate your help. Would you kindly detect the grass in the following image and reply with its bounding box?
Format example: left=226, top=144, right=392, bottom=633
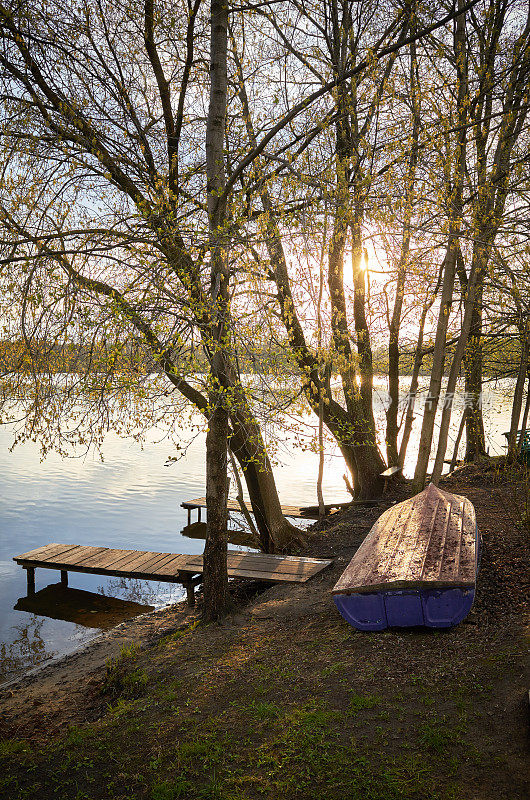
left=3, top=640, right=518, bottom=800
left=348, top=691, right=382, bottom=713
left=0, top=655, right=522, bottom=800
left=244, top=700, right=282, bottom=720
left=1, top=611, right=525, bottom=800
left=102, top=643, right=149, bottom=700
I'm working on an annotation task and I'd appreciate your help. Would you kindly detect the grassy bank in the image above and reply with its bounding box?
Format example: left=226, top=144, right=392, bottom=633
left=1, top=468, right=528, bottom=800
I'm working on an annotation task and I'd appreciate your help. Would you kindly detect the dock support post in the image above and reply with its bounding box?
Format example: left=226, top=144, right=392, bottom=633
left=185, top=581, right=195, bottom=607
left=178, top=573, right=196, bottom=607
left=61, top=570, right=68, bottom=587
left=25, top=566, right=35, bottom=596
left=198, top=508, right=202, bottom=522
left=187, top=508, right=191, bottom=525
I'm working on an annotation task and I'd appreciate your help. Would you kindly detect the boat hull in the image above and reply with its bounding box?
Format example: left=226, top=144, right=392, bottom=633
left=332, top=484, right=480, bottom=631
left=333, top=586, right=475, bottom=631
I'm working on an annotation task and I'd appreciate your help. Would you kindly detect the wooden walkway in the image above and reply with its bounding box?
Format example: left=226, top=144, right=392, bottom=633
left=181, top=496, right=352, bottom=524
left=14, top=543, right=332, bottom=606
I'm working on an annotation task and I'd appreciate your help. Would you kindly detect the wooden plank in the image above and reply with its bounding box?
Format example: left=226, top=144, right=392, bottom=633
left=184, top=554, right=323, bottom=575
left=130, top=553, right=184, bottom=576
left=34, top=546, right=109, bottom=568
left=149, top=555, right=195, bottom=576
left=14, top=543, right=332, bottom=588
left=224, top=567, right=314, bottom=582
left=17, top=547, right=164, bottom=575
left=189, top=551, right=329, bottom=565
left=17, top=545, right=99, bottom=568
left=413, top=498, right=449, bottom=583
left=104, top=550, right=168, bottom=573
left=456, top=500, right=477, bottom=580
left=380, top=466, right=400, bottom=478
left=79, top=548, right=150, bottom=571
left=379, top=499, right=439, bottom=582
left=434, top=498, right=464, bottom=583
left=182, top=553, right=332, bottom=579
left=67, top=548, right=141, bottom=571
left=342, top=503, right=412, bottom=588
left=82, top=549, right=184, bottom=577
left=296, top=501, right=351, bottom=516
left=14, top=543, right=81, bottom=563
left=101, top=550, right=171, bottom=573
left=26, top=566, right=35, bottom=595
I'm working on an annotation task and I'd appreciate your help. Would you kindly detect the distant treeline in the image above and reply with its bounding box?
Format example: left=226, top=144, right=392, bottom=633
left=372, top=333, right=524, bottom=379
left=0, top=338, right=296, bottom=376
left=1, top=334, right=523, bottom=379
left=0, top=339, right=160, bottom=374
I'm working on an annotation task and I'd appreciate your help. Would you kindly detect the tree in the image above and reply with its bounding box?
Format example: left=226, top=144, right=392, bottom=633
left=0, top=0, right=486, bottom=558
left=229, top=0, right=478, bottom=497
left=431, top=0, right=530, bottom=482
left=412, top=0, right=469, bottom=491
left=0, top=0, right=303, bottom=557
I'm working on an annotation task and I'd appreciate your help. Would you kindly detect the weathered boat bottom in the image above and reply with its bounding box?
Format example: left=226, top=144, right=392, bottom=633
left=333, top=587, right=475, bottom=630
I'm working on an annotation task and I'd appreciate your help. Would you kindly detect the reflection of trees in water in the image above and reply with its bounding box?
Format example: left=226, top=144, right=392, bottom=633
left=0, top=615, right=53, bottom=682
left=97, top=577, right=184, bottom=606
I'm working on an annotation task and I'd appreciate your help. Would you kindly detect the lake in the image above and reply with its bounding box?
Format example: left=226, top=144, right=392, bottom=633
left=0, top=379, right=515, bottom=682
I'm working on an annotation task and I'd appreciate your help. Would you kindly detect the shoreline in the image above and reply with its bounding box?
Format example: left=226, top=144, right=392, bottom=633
left=0, top=599, right=192, bottom=693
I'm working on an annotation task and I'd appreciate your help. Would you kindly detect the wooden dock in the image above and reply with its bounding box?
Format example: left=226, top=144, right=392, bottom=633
left=14, top=543, right=332, bottom=606
left=181, top=496, right=352, bottom=525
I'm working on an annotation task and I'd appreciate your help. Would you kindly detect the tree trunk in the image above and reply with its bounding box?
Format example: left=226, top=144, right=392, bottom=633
left=326, top=86, right=385, bottom=495
left=464, top=281, right=486, bottom=460
left=231, top=20, right=384, bottom=500
left=508, top=320, right=530, bottom=458
left=413, top=0, right=467, bottom=491
left=162, top=358, right=301, bottom=553
left=203, top=0, right=230, bottom=620
left=228, top=403, right=305, bottom=551
left=450, top=408, right=467, bottom=472
left=519, top=370, right=530, bottom=441
left=351, top=223, right=376, bottom=432
left=317, top=236, right=325, bottom=520
left=398, top=300, right=431, bottom=469
left=203, top=400, right=229, bottom=619
left=412, top=247, right=459, bottom=491
left=387, top=33, right=420, bottom=466
left=431, top=262, right=483, bottom=484
left=261, top=173, right=385, bottom=498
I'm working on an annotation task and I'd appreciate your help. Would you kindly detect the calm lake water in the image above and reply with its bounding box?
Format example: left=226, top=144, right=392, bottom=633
left=0, top=379, right=515, bottom=682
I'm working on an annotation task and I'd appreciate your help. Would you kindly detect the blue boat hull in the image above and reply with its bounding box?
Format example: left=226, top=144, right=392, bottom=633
left=333, top=587, right=475, bottom=631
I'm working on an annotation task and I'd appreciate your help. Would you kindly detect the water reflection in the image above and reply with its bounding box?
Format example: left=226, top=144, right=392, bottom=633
left=15, top=582, right=155, bottom=630
left=181, top=521, right=257, bottom=549
left=0, top=616, right=51, bottom=682
left=96, top=576, right=184, bottom=607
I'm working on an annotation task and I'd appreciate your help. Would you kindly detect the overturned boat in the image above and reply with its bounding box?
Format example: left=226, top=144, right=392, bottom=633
left=333, top=483, right=479, bottom=630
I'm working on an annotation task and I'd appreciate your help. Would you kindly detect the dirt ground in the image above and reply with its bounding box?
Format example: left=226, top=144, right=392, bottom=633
left=0, top=466, right=528, bottom=800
